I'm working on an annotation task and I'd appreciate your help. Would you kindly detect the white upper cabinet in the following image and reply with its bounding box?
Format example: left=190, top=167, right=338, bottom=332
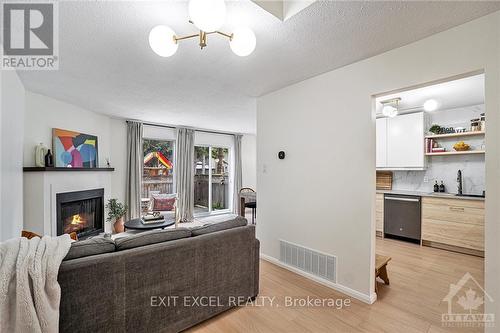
left=376, top=118, right=387, bottom=168
left=377, top=112, right=425, bottom=170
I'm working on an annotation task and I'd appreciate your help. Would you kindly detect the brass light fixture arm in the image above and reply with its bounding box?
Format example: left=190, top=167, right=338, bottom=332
left=173, top=21, right=234, bottom=49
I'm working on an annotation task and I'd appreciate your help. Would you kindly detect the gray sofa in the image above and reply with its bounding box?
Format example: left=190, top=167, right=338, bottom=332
left=57, top=217, right=259, bottom=333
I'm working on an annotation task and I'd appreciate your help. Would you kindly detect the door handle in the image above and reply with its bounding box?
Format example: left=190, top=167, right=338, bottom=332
left=385, top=196, right=420, bottom=202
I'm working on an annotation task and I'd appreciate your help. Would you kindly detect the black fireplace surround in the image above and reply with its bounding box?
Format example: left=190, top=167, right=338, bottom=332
left=56, top=189, right=104, bottom=238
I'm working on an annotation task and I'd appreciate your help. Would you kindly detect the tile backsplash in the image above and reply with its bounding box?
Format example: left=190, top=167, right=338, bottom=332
left=392, top=104, right=485, bottom=195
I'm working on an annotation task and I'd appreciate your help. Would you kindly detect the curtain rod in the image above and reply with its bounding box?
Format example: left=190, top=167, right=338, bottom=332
left=126, top=120, right=243, bottom=136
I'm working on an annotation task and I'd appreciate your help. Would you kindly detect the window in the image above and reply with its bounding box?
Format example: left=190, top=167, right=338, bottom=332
left=142, top=139, right=175, bottom=200
left=194, top=146, right=231, bottom=215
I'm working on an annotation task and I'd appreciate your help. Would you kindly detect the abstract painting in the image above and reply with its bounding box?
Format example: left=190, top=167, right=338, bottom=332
left=53, top=128, right=98, bottom=168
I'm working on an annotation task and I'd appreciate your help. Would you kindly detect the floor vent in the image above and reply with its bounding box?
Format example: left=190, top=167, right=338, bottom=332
left=279, top=240, right=336, bottom=283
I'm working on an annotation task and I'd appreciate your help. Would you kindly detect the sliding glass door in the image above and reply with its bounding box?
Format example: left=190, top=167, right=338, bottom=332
left=194, top=146, right=210, bottom=214
left=194, top=145, right=231, bottom=216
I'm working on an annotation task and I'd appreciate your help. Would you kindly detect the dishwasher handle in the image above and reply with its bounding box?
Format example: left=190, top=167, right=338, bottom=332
left=385, top=196, right=420, bottom=203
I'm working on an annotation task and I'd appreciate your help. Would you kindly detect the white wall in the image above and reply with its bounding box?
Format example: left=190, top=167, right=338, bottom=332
left=257, top=11, right=500, bottom=312
left=0, top=70, right=25, bottom=241
left=242, top=134, right=257, bottom=190
left=23, top=92, right=127, bottom=203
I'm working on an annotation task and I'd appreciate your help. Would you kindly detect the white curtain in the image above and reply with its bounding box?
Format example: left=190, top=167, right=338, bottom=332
left=233, top=134, right=243, bottom=214
left=175, top=128, right=195, bottom=222
left=125, top=121, right=143, bottom=220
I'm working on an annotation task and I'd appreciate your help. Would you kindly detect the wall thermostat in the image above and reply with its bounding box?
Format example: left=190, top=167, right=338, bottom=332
left=278, top=151, right=285, bottom=160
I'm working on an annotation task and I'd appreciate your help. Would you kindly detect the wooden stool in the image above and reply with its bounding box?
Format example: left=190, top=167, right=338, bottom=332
left=375, top=254, right=391, bottom=293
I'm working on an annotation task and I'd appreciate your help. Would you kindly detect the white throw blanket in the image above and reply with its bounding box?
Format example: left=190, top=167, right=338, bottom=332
left=0, top=235, right=72, bottom=333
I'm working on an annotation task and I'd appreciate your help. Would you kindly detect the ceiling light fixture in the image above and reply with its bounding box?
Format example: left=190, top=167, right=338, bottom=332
left=149, top=0, right=256, bottom=57
left=423, top=99, right=438, bottom=112
left=381, top=98, right=401, bottom=118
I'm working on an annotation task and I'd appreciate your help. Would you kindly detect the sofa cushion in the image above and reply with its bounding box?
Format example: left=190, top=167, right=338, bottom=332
left=191, top=216, right=248, bottom=236
left=115, top=228, right=191, bottom=251
left=64, top=236, right=115, bottom=261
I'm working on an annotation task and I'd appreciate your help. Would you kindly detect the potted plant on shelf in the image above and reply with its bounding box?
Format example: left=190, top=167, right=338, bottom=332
left=106, top=199, right=128, bottom=233
left=429, top=124, right=441, bottom=135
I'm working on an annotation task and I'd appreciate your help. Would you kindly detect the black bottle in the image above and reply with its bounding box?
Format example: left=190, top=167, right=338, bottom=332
left=433, top=181, right=439, bottom=193
left=44, top=149, right=54, bottom=167
left=439, top=181, right=445, bottom=193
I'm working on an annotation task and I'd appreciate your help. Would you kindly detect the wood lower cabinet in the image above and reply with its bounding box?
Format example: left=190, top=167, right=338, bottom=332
left=376, top=193, right=384, bottom=237
left=421, top=197, right=484, bottom=257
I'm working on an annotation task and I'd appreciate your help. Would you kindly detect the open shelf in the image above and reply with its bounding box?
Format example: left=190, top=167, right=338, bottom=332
left=425, top=131, right=485, bottom=139
left=425, top=150, right=485, bottom=156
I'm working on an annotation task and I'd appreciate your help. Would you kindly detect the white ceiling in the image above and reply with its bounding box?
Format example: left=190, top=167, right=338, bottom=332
left=375, top=73, right=485, bottom=114
left=16, top=1, right=500, bottom=134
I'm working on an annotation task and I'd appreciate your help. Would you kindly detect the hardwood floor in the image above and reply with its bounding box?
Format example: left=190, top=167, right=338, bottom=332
left=187, top=238, right=485, bottom=333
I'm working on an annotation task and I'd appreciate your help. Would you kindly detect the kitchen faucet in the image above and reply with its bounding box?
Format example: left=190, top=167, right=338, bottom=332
left=457, top=170, right=463, bottom=195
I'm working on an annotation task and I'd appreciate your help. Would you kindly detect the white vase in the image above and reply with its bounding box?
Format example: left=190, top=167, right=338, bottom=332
left=35, top=143, right=48, bottom=167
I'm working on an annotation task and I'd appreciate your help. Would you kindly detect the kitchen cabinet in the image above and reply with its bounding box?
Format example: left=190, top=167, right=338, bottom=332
left=376, top=112, right=425, bottom=170
left=375, top=193, right=384, bottom=237
left=421, top=197, right=484, bottom=256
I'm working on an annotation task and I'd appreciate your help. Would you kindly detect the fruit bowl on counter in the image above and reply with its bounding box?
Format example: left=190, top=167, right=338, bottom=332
left=453, top=141, right=470, bottom=151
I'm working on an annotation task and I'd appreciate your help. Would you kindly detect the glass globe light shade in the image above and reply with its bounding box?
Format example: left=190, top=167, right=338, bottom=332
left=149, top=25, right=178, bottom=57
left=382, top=105, right=396, bottom=117
left=423, top=99, right=438, bottom=112
left=230, top=27, right=256, bottom=57
left=189, top=0, right=226, bottom=32
left=388, top=107, right=398, bottom=118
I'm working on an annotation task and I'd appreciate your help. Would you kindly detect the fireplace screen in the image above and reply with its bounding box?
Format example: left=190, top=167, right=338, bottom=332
left=56, top=189, right=104, bottom=238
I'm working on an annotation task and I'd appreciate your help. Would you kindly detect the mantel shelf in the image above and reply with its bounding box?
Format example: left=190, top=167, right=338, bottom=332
left=23, top=167, right=115, bottom=172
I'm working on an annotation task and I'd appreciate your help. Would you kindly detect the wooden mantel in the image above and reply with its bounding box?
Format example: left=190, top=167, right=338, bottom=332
left=23, top=167, right=115, bottom=172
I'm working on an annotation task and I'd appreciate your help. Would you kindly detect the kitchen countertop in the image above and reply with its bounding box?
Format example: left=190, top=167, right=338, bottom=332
left=376, top=189, right=485, bottom=201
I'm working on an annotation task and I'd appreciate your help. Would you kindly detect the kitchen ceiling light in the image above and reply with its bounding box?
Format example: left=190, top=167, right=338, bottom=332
left=149, top=25, right=179, bottom=57
left=423, top=99, right=438, bottom=112
left=387, top=107, right=398, bottom=118
left=380, top=97, right=401, bottom=118
left=149, top=0, right=255, bottom=57
left=188, top=0, right=226, bottom=33
left=382, top=105, right=396, bottom=117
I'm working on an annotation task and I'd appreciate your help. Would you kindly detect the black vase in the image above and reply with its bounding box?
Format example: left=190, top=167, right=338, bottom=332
left=45, top=149, right=54, bottom=167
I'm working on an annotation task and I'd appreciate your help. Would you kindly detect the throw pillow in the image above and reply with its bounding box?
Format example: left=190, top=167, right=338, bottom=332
left=151, top=193, right=177, bottom=211
left=153, top=197, right=176, bottom=211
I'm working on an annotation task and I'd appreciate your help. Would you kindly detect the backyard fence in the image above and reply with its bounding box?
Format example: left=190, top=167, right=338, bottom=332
left=142, top=174, right=229, bottom=210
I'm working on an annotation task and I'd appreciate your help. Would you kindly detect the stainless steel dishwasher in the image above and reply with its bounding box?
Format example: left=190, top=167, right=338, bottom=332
left=384, top=194, right=421, bottom=242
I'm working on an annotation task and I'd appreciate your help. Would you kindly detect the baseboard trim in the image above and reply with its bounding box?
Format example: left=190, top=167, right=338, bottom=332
left=421, top=240, right=484, bottom=257
left=260, top=253, right=376, bottom=304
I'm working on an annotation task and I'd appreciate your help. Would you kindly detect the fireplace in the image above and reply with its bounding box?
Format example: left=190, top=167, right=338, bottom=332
left=56, top=189, right=104, bottom=238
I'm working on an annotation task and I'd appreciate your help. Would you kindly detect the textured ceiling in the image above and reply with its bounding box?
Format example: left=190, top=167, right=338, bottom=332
left=17, top=1, right=500, bottom=134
